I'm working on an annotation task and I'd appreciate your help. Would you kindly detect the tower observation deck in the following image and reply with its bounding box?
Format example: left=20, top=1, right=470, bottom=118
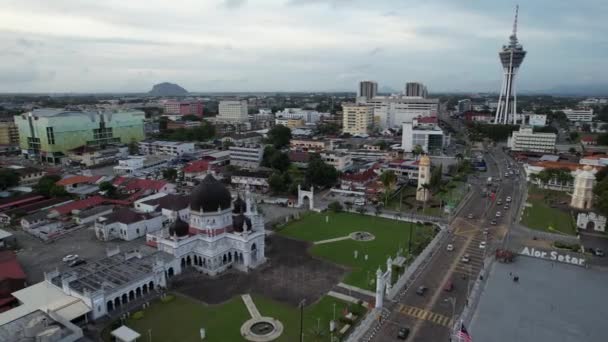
left=494, top=5, right=527, bottom=125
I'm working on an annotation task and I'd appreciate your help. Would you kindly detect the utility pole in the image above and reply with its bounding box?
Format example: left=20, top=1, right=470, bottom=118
left=299, top=299, right=306, bottom=342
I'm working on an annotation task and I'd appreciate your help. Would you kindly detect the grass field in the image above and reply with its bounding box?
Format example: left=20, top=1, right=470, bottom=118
left=278, top=212, right=434, bottom=289
left=104, top=294, right=356, bottom=342
left=522, top=187, right=576, bottom=235
left=385, top=181, right=466, bottom=217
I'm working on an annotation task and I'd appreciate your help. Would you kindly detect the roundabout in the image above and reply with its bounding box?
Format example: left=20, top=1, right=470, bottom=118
left=240, top=317, right=284, bottom=341
left=349, top=231, right=376, bottom=242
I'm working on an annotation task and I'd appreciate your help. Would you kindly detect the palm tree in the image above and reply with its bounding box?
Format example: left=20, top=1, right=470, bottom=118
left=413, top=145, right=424, bottom=160
left=379, top=170, right=397, bottom=206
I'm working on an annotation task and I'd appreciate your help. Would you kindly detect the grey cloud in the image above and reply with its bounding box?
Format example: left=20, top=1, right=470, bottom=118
left=0, top=67, right=55, bottom=84
left=222, top=0, right=247, bottom=9
left=369, top=47, right=384, bottom=55
left=286, top=0, right=354, bottom=8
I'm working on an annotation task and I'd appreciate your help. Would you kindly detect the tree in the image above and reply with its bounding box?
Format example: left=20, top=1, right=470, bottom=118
left=182, top=114, right=201, bottom=121
left=569, top=147, right=577, bottom=154
left=305, top=154, right=339, bottom=188
left=267, top=125, right=292, bottom=149
left=128, top=139, right=139, bottom=155
left=50, top=185, right=68, bottom=197
left=99, top=181, right=117, bottom=198
left=0, top=170, right=19, bottom=190
left=430, top=164, right=443, bottom=190
left=569, top=131, right=579, bottom=142
left=268, top=172, right=288, bottom=193
left=379, top=170, right=397, bottom=205
left=598, top=133, right=608, bottom=146
left=328, top=201, right=343, bottom=212
left=162, top=168, right=178, bottom=181
left=262, top=146, right=291, bottom=172
left=412, top=145, right=424, bottom=159
left=35, top=175, right=62, bottom=196
left=314, top=122, right=340, bottom=136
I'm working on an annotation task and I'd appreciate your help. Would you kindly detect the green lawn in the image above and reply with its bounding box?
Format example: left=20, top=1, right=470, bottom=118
left=278, top=212, right=434, bottom=289
left=104, top=294, right=356, bottom=342
left=522, top=187, right=576, bottom=235
left=384, top=181, right=466, bottom=217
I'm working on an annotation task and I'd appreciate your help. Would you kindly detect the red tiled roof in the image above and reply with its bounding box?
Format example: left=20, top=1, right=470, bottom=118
left=342, top=167, right=378, bottom=182
left=183, top=160, right=210, bottom=174
left=113, top=177, right=168, bottom=192
left=52, top=195, right=105, bottom=215
left=581, top=136, right=597, bottom=142
left=56, top=175, right=102, bottom=186
left=0, top=251, right=26, bottom=282
left=530, top=161, right=602, bottom=171
left=416, top=116, right=438, bottom=124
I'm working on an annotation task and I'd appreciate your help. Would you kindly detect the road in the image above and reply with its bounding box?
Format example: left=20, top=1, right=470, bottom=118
left=370, top=146, right=526, bottom=341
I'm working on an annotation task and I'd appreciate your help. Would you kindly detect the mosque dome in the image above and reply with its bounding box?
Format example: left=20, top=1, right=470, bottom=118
left=190, top=174, right=232, bottom=212
left=169, top=217, right=189, bottom=237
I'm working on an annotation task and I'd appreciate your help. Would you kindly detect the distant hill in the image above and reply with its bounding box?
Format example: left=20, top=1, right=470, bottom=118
left=538, top=84, right=608, bottom=97
left=148, top=82, right=188, bottom=96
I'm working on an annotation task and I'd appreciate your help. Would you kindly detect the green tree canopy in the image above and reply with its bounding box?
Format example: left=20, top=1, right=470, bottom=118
left=262, top=146, right=291, bottom=172
left=162, top=168, right=178, bottom=181
left=0, top=170, right=19, bottom=190
left=99, top=181, right=117, bottom=198
left=267, top=125, right=292, bottom=149
left=305, top=154, right=339, bottom=188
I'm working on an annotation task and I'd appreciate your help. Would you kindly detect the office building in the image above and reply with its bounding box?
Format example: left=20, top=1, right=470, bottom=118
left=358, top=81, right=378, bottom=100
left=0, top=121, right=19, bottom=145
left=14, top=109, right=145, bottom=163
left=229, top=144, right=264, bottom=169
left=563, top=108, right=594, bottom=122
left=163, top=101, right=203, bottom=117
left=367, top=96, right=439, bottom=129
left=405, top=82, right=428, bottom=98
left=342, top=103, right=374, bottom=135
left=217, top=100, right=249, bottom=122
left=527, top=114, right=547, bottom=127
left=275, top=117, right=305, bottom=128
left=138, top=141, right=195, bottom=156
left=457, top=99, right=472, bottom=113
left=508, top=127, right=556, bottom=153
left=113, top=156, right=171, bottom=175
left=495, top=6, right=527, bottom=124
left=402, top=119, right=445, bottom=155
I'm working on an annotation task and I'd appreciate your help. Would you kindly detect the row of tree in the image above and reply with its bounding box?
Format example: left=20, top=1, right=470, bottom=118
left=156, top=120, right=216, bottom=142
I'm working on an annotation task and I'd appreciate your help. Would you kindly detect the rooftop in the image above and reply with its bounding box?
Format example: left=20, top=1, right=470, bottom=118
left=99, top=208, right=156, bottom=225
left=140, top=194, right=190, bottom=211
left=51, top=196, right=105, bottom=216
left=56, top=175, right=102, bottom=187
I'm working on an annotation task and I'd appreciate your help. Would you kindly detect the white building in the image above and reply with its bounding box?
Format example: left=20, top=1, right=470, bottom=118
left=275, top=108, right=330, bottom=123
left=527, top=114, right=547, bottom=127
left=563, top=108, right=594, bottom=122
left=113, top=155, right=170, bottom=175
left=402, top=121, right=445, bottom=154
left=231, top=170, right=271, bottom=190
left=570, top=166, right=596, bottom=210
left=217, top=100, right=249, bottom=122
left=95, top=208, right=163, bottom=241
left=508, top=127, right=556, bottom=153
left=320, top=151, right=353, bottom=171
left=134, top=193, right=191, bottom=223
left=366, top=96, right=439, bottom=129
left=138, top=141, right=195, bottom=156
left=229, top=144, right=264, bottom=169
left=342, top=103, right=373, bottom=135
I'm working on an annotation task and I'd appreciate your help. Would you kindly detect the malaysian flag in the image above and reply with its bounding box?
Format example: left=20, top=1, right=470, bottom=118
left=457, top=323, right=472, bottom=342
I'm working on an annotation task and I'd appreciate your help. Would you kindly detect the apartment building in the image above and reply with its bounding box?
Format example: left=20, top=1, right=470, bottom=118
left=138, top=141, right=195, bottom=156
left=366, top=96, right=439, bottom=129
left=163, top=101, right=203, bottom=117
left=508, top=127, right=557, bottom=153
left=228, top=144, right=264, bottom=169
left=0, top=121, right=19, bottom=145
left=562, top=108, right=594, bottom=122
left=320, top=151, right=352, bottom=171
left=217, top=100, right=249, bottom=122
left=341, top=103, right=373, bottom=135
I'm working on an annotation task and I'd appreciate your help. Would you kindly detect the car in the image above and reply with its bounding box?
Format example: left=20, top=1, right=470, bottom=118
left=490, top=219, right=497, bottom=225
left=496, top=211, right=502, bottom=217
left=503, top=205, right=509, bottom=210
left=506, top=197, right=512, bottom=202
left=467, top=213, right=474, bottom=219
left=63, top=254, right=79, bottom=262
left=416, top=286, right=428, bottom=296
left=69, top=259, right=86, bottom=267
left=595, top=248, right=605, bottom=257
left=479, top=241, right=487, bottom=249
left=443, top=280, right=454, bottom=292
left=446, top=244, right=454, bottom=251
left=497, top=199, right=502, bottom=205
left=397, top=327, right=410, bottom=340
left=461, top=254, right=470, bottom=263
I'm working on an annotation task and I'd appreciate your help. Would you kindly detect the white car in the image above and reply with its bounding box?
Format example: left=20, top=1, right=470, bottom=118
left=461, top=254, right=471, bottom=263
left=63, top=254, right=79, bottom=262
left=479, top=241, right=487, bottom=249
left=446, top=244, right=454, bottom=251
left=496, top=211, right=502, bottom=217
left=467, top=213, right=474, bottom=219
left=506, top=197, right=512, bottom=203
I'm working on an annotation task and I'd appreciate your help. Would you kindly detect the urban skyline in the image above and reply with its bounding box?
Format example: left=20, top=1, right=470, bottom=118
left=1, top=0, right=606, bottom=93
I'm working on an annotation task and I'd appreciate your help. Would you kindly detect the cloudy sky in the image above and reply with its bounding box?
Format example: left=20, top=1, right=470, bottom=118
left=1, top=0, right=606, bottom=93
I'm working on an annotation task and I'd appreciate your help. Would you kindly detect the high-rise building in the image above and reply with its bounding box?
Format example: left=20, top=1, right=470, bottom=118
left=495, top=5, right=527, bottom=124
left=342, top=103, right=373, bottom=135
left=217, top=100, right=249, bottom=122
left=14, top=109, right=145, bottom=163
left=358, top=81, right=378, bottom=100
left=457, top=99, right=472, bottom=113
left=0, top=120, right=19, bottom=145
left=366, top=96, right=439, bottom=129
left=163, top=100, right=204, bottom=117
left=405, top=82, right=428, bottom=98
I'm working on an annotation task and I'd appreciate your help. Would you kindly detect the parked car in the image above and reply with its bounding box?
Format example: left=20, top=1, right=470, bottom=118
left=497, top=199, right=502, bottom=205
left=595, top=248, right=605, bottom=257
left=461, top=254, right=470, bottom=263
left=63, top=254, right=79, bottom=263
left=397, top=327, right=410, bottom=340
left=416, top=286, right=428, bottom=296
left=496, top=211, right=502, bottom=217
left=490, top=220, right=497, bottom=225
left=467, top=213, right=474, bottom=219
left=479, top=241, right=487, bottom=249
left=69, top=259, right=86, bottom=267
left=446, top=244, right=454, bottom=251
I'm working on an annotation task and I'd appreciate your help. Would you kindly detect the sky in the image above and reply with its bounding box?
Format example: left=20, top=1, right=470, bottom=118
left=1, top=0, right=607, bottom=93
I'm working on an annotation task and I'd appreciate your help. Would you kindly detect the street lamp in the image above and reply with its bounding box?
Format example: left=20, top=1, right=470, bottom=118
left=299, top=299, right=306, bottom=342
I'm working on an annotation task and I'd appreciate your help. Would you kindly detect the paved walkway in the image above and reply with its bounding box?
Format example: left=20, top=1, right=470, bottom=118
left=337, top=283, right=376, bottom=298
left=241, top=294, right=261, bottom=319
left=327, top=291, right=370, bottom=308
left=314, top=235, right=351, bottom=245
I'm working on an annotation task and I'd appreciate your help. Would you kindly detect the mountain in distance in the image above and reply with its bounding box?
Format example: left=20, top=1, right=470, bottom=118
left=148, top=82, right=189, bottom=96
left=531, top=83, right=608, bottom=97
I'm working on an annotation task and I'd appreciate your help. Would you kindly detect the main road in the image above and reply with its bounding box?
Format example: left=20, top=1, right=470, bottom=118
left=370, top=145, right=525, bottom=342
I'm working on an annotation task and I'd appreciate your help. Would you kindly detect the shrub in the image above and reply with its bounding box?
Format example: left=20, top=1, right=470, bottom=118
left=328, top=201, right=343, bottom=213
left=132, top=311, right=144, bottom=320
left=161, top=294, right=175, bottom=303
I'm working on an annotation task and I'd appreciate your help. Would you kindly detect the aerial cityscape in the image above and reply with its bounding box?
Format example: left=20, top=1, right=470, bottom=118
left=0, top=1, right=607, bottom=342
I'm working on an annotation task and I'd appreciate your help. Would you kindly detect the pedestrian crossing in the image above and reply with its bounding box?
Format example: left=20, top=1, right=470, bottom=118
left=397, top=304, right=453, bottom=328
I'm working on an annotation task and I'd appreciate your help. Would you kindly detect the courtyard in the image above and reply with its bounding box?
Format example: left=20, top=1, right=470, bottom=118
left=277, top=212, right=435, bottom=290
left=521, top=186, right=576, bottom=235
left=104, top=293, right=357, bottom=342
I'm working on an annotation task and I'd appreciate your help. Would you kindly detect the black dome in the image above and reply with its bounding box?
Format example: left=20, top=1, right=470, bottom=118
left=190, top=175, right=232, bottom=212
left=233, top=196, right=247, bottom=214
left=169, top=217, right=189, bottom=237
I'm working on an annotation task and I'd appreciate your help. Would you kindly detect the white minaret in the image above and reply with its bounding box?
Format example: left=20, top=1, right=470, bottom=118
left=375, top=267, right=384, bottom=309
left=570, top=166, right=596, bottom=209
left=416, top=155, right=431, bottom=202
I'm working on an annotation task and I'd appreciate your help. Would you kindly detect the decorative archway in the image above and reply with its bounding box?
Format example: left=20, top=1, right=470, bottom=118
left=121, top=294, right=128, bottom=304
left=186, top=256, right=192, bottom=266
left=297, top=185, right=314, bottom=210
left=251, top=244, right=258, bottom=262
left=107, top=300, right=114, bottom=312
left=142, top=284, right=148, bottom=294
left=149, top=281, right=154, bottom=291
left=168, top=267, right=174, bottom=277
left=181, top=258, right=186, bottom=267
left=114, top=297, right=120, bottom=308
left=129, top=290, right=135, bottom=301
left=136, top=287, right=142, bottom=297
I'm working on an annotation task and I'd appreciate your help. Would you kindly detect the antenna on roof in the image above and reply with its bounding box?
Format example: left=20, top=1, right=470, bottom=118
left=512, top=4, right=519, bottom=38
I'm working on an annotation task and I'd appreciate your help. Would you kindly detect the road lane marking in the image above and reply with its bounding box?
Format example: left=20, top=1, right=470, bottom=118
left=398, top=304, right=453, bottom=328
